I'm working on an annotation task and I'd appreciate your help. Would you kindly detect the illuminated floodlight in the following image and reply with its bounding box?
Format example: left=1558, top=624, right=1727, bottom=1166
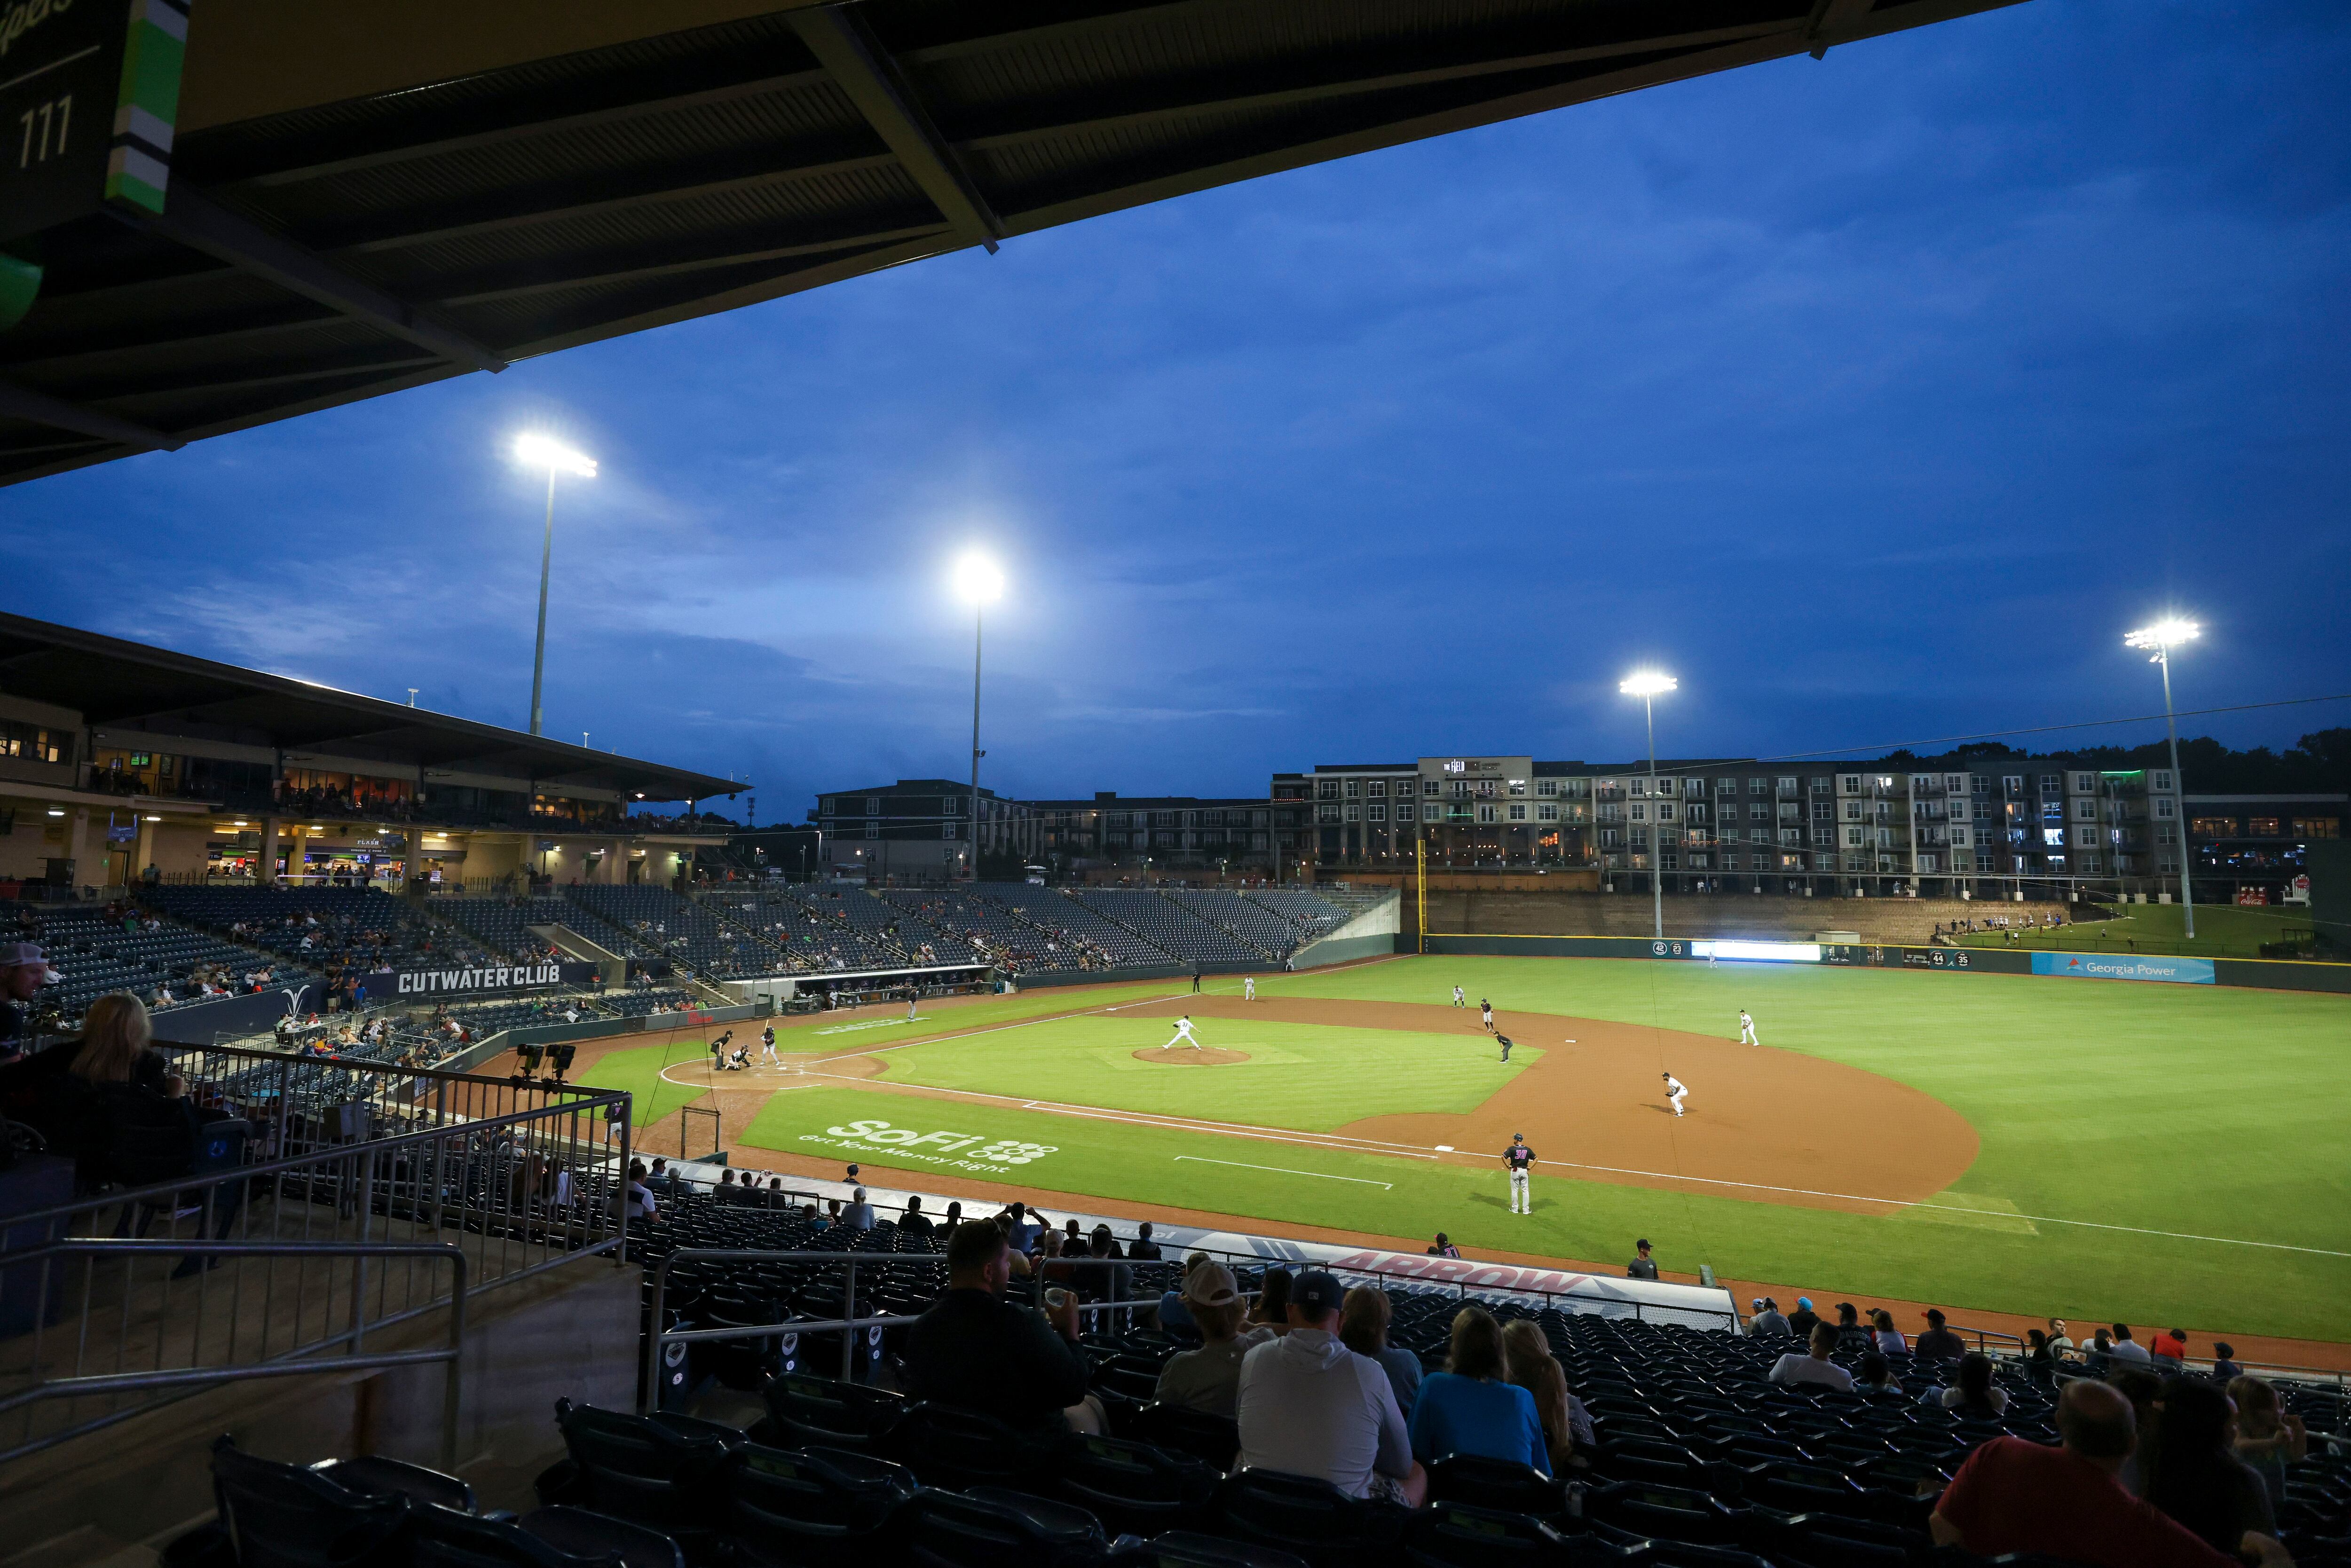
left=1619, top=670, right=1678, bottom=697
left=953, top=551, right=1005, bottom=605
left=2123, top=619, right=2198, bottom=661
left=513, top=433, right=596, bottom=478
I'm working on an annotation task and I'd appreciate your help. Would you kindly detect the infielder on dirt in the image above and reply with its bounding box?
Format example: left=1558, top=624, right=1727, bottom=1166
left=1162, top=1015, right=1204, bottom=1050
left=1244, top=975, right=1256, bottom=1001
left=1480, top=998, right=1495, bottom=1032
left=1504, top=1133, right=1535, bottom=1214
left=1738, top=1009, right=1759, bottom=1047
left=1663, top=1072, right=1689, bottom=1117
left=1452, top=985, right=1466, bottom=1009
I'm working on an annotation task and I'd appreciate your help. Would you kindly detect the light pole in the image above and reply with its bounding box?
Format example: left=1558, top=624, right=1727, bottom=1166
left=954, top=552, right=1004, bottom=882
left=513, top=433, right=597, bottom=737
left=1620, top=671, right=1678, bottom=941
left=2124, top=619, right=2199, bottom=937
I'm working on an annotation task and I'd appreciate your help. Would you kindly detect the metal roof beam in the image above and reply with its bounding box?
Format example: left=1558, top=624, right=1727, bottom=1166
left=0, top=379, right=185, bottom=452
left=134, top=188, right=509, bottom=373
left=789, top=5, right=1002, bottom=253
left=1803, top=0, right=1879, bottom=57
left=433, top=221, right=945, bottom=307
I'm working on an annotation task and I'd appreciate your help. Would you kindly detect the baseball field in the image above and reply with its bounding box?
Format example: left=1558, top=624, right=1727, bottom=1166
left=568, top=955, right=2351, bottom=1347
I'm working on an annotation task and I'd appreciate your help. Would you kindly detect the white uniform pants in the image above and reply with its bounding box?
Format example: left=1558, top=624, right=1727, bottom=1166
left=1669, top=1091, right=1688, bottom=1117
left=1740, top=1023, right=1759, bottom=1046
left=1509, top=1169, right=1530, bottom=1213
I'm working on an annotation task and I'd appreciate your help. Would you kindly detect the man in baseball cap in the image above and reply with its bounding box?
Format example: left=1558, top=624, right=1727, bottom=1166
left=1235, top=1269, right=1424, bottom=1506
left=0, top=941, right=59, bottom=1066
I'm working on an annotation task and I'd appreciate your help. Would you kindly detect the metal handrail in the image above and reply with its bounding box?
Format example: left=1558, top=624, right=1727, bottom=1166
left=0, top=1239, right=467, bottom=1466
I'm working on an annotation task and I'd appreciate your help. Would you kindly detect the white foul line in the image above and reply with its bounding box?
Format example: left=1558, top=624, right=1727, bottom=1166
left=1175, top=1156, right=1391, bottom=1189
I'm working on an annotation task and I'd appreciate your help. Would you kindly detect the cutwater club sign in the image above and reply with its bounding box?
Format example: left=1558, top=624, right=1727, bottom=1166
left=364, top=961, right=594, bottom=997
left=801, top=1117, right=1057, bottom=1172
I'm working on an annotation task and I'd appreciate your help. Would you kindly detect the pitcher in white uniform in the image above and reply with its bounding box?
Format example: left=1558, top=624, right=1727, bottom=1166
left=1163, top=1015, right=1204, bottom=1050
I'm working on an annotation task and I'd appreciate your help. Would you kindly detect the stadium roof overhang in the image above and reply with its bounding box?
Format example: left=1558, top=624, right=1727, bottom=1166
left=0, top=0, right=2020, bottom=487
left=0, top=610, right=742, bottom=800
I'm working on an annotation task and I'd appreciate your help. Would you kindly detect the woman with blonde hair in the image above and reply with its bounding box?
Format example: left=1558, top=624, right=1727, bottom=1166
left=1407, top=1306, right=1549, bottom=1474
left=1340, top=1285, right=1422, bottom=1418
left=1502, top=1318, right=1586, bottom=1473
left=70, top=993, right=178, bottom=1095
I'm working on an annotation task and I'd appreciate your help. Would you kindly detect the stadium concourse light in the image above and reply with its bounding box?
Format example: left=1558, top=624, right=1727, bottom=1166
left=2125, top=618, right=2200, bottom=938
left=512, top=433, right=597, bottom=737
left=954, top=552, right=1004, bottom=882
left=1619, top=671, right=1678, bottom=941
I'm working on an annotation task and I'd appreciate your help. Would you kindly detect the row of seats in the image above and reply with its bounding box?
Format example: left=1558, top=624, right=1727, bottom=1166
left=878, top=887, right=1088, bottom=973
left=566, top=886, right=776, bottom=978
left=149, top=885, right=497, bottom=975
left=429, top=896, right=580, bottom=961
left=710, top=891, right=911, bottom=972
left=1071, top=890, right=1267, bottom=965
left=8, top=904, right=314, bottom=1024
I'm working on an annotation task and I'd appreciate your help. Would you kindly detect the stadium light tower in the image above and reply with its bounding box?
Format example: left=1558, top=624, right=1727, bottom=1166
left=954, top=552, right=1005, bottom=882
left=1619, top=670, right=1678, bottom=940
left=513, top=433, right=597, bottom=737
left=2124, top=618, right=2199, bottom=937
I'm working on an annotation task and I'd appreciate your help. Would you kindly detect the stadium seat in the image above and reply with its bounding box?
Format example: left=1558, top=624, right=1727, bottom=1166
left=884, top=1402, right=1056, bottom=1492
left=539, top=1400, right=737, bottom=1529
left=1424, top=1453, right=1566, bottom=1518
left=1124, top=1402, right=1241, bottom=1470
left=1102, top=1530, right=1309, bottom=1568
left=888, top=1485, right=1108, bottom=1568
left=1584, top=1481, right=1750, bottom=1547
left=410, top=1505, right=619, bottom=1568
left=757, top=1372, right=907, bottom=1453
left=718, top=1443, right=916, bottom=1568
left=1401, top=1500, right=1572, bottom=1568
left=1206, top=1469, right=1399, bottom=1568
left=309, top=1455, right=475, bottom=1513
left=513, top=1508, right=684, bottom=1568
left=209, top=1437, right=411, bottom=1568
left=1054, top=1433, right=1223, bottom=1537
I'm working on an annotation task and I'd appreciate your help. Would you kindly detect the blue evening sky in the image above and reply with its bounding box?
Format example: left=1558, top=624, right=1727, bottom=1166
left=7, top=1, right=2347, bottom=821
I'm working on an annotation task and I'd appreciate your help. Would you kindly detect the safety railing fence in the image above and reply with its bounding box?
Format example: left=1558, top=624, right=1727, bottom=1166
left=642, top=1249, right=1169, bottom=1408
left=0, top=1242, right=467, bottom=1466
left=0, top=1054, right=632, bottom=1464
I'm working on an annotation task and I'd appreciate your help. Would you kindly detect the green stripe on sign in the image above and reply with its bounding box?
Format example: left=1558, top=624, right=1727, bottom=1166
left=104, top=0, right=187, bottom=214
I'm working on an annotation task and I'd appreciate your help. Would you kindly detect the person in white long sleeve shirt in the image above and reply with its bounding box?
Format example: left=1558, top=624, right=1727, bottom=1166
left=1234, top=1270, right=1426, bottom=1506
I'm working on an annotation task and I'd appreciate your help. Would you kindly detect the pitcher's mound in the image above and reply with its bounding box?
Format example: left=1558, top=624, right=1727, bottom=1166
left=1132, top=1046, right=1250, bottom=1066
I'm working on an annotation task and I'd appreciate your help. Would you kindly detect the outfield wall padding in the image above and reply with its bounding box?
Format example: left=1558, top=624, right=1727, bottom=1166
left=1012, top=960, right=1264, bottom=991
left=1420, top=934, right=2351, bottom=992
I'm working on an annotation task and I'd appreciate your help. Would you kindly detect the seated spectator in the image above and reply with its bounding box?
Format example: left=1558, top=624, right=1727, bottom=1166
left=2087, top=1326, right=2114, bottom=1371
left=2110, top=1368, right=2163, bottom=1492
left=2108, top=1323, right=2153, bottom=1365
left=1625, top=1238, right=1658, bottom=1280
left=1785, top=1296, right=1820, bottom=1340
left=1834, top=1300, right=1868, bottom=1350
left=1915, top=1308, right=1966, bottom=1360
left=1157, top=1253, right=1210, bottom=1336
left=1407, top=1306, right=1549, bottom=1477
left=2229, top=1375, right=2307, bottom=1513
left=1236, top=1271, right=1423, bottom=1505
left=2024, top=1328, right=2057, bottom=1376
left=1930, top=1379, right=2290, bottom=1567
left=2148, top=1376, right=2276, bottom=1555
left=620, top=1161, right=657, bottom=1222
left=1501, top=1318, right=1582, bottom=1473
left=1248, top=1267, right=1294, bottom=1333
left=1340, top=1285, right=1422, bottom=1419
left=1127, top=1221, right=1162, bottom=1261
left=2210, top=1343, right=2243, bottom=1384
left=1925, top=1351, right=2006, bottom=1419
left=54, top=994, right=193, bottom=1189
left=1854, top=1351, right=1903, bottom=1395
left=904, top=1220, right=1094, bottom=1436
left=1747, top=1298, right=1790, bottom=1337
left=2151, top=1326, right=2188, bottom=1365
left=1427, top=1232, right=1461, bottom=1259
left=1769, top=1323, right=1856, bottom=1393
left=1152, top=1262, right=1267, bottom=1419
left=1870, top=1308, right=1906, bottom=1355
left=900, top=1196, right=933, bottom=1237
left=2046, top=1319, right=2075, bottom=1354
left=841, top=1187, right=875, bottom=1230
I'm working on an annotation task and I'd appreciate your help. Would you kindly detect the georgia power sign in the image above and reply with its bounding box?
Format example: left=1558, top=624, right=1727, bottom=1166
left=801, top=1117, right=1058, bottom=1172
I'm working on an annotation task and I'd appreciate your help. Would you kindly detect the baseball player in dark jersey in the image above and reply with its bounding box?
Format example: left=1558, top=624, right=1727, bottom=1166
left=1480, top=998, right=1495, bottom=1032
left=1504, top=1133, right=1535, bottom=1214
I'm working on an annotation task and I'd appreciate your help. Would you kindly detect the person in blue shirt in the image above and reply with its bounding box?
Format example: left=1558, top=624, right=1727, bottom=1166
left=1407, top=1305, right=1550, bottom=1475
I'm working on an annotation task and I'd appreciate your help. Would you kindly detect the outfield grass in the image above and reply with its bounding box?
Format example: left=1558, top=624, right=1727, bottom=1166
left=1948, top=901, right=2326, bottom=960
left=716, top=956, right=2351, bottom=1342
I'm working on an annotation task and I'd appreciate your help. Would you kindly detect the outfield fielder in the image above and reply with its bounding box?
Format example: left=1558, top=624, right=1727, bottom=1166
left=1503, top=1133, right=1535, bottom=1214
left=1663, top=1072, right=1688, bottom=1117
left=1162, top=1015, right=1204, bottom=1050
left=1738, top=1009, right=1759, bottom=1047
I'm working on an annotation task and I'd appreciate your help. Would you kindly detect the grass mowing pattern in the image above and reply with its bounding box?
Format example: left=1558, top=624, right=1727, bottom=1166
left=720, top=956, right=2351, bottom=1341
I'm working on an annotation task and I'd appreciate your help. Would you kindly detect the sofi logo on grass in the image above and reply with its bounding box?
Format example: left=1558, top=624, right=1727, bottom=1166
left=802, top=1118, right=1059, bottom=1171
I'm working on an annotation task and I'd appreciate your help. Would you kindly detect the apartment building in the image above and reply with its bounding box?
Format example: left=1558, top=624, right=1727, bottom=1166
left=812, top=779, right=1035, bottom=881
left=1026, top=791, right=1278, bottom=874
